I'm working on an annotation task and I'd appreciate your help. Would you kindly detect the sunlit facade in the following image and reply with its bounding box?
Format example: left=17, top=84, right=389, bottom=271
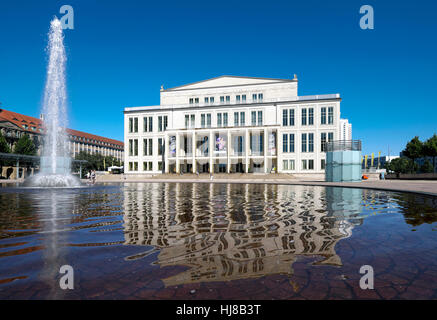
left=124, top=75, right=343, bottom=175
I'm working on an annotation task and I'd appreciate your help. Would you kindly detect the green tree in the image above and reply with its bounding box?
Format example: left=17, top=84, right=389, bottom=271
left=387, top=157, right=418, bottom=174
left=423, top=134, right=437, bottom=173
left=403, top=136, right=423, bottom=173
left=13, top=134, right=36, bottom=155
left=0, top=132, right=11, bottom=153
left=420, top=160, right=434, bottom=173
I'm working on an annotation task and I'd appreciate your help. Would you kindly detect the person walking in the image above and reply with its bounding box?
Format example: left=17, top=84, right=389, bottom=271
left=91, top=170, right=96, bottom=184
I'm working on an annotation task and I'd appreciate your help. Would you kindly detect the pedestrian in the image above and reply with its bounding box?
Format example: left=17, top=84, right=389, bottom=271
left=91, top=170, right=96, bottom=184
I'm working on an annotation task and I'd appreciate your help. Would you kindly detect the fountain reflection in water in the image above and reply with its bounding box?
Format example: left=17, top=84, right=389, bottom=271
left=26, top=18, right=80, bottom=187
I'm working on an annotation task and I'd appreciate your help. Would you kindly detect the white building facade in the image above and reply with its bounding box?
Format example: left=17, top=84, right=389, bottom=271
left=339, top=118, right=352, bottom=141
left=124, top=75, right=344, bottom=175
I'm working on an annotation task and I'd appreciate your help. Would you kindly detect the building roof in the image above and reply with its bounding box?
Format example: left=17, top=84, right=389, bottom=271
left=163, top=75, right=297, bottom=91
left=0, top=108, right=123, bottom=148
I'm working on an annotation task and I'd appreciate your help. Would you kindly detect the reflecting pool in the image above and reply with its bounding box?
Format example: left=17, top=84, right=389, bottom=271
left=0, top=183, right=436, bottom=299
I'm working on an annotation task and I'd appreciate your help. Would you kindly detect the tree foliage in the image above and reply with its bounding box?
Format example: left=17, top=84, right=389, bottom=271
left=13, top=134, right=36, bottom=155
left=0, top=132, right=11, bottom=153
left=420, top=160, right=434, bottom=173
left=73, top=151, right=122, bottom=174
left=423, top=134, right=437, bottom=172
left=387, top=157, right=418, bottom=174
left=403, top=136, right=423, bottom=160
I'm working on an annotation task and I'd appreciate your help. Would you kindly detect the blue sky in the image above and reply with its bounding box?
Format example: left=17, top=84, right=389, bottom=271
left=0, top=0, right=436, bottom=156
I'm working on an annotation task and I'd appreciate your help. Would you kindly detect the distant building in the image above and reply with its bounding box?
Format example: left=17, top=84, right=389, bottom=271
left=362, top=155, right=399, bottom=169
left=124, top=75, right=348, bottom=175
left=0, top=108, right=124, bottom=161
left=339, top=118, right=352, bottom=141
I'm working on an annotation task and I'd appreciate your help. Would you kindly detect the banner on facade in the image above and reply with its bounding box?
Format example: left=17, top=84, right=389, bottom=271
left=268, top=132, right=276, bottom=156
left=169, top=136, right=176, bottom=156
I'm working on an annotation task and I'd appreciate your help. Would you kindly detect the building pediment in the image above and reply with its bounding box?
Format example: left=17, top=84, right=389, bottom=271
left=164, top=75, right=295, bottom=91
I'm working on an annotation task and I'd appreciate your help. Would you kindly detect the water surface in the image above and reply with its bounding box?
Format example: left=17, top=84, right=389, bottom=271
left=0, top=183, right=436, bottom=299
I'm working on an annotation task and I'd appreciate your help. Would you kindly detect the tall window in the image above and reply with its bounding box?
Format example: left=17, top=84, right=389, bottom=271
left=217, top=113, right=222, bottom=127
left=158, top=116, right=167, bottom=132
left=301, top=109, right=307, bottom=126
left=234, top=112, right=239, bottom=126
left=236, top=95, right=241, bottom=103
left=194, top=98, right=199, bottom=104
left=308, top=159, right=314, bottom=170
left=302, top=159, right=307, bottom=170
left=252, top=111, right=257, bottom=126
left=129, top=118, right=133, bottom=132
left=201, top=114, right=206, bottom=128
left=144, top=117, right=152, bottom=132
left=158, top=138, right=163, bottom=156
left=163, top=116, right=168, bottom=131
left=321, top=132, right=327, bottom=152
left=158, top=116, right=162, bottom=131
left=328, top=107, right=334, bottom=124
left=282, top=134, right=288, bottom=153
left=282, top=109, right=288, bottom=126
left=283, top=159, right=288, bottom=170
left=301, top=133, right=307, bottom=152
left=190, top=114, right=195, bottom=128
left=240, top=112, right=245, bottom=126
left=185, top=115, right=189, bottom=128
left=204, top=97, right=209, bottom=104
left=207, top=114, right=211, bottom=127
left=226, top=96, right=230, bottom=104
left=210, top=97, right=214, bottom=103
left=321, top=107, right=327, bottom=125
left=289, top=134, right=295, bottom=152
left=223, top=113, right=228, bottom=126
left=328, top=132, right=334, bottom=143
left=258, top=93, right=263, bottom=102
left=189, top=98, right=194, bottom=104
left=144, top=138, right=153, bottom=156
left=220, top=96, right=224, bottom=103
left=308, top=108, right=314, bottom=125
left=321, top=159, right=326, bottom=170
left=257, top=111, right=263, bottom=126
left=242, top=95, right=246, bottom=103
left=308, top=133, right=314, bottom=152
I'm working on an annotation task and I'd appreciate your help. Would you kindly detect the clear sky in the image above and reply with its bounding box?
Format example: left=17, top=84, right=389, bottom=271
left=0, top=0, right=436, bottom=156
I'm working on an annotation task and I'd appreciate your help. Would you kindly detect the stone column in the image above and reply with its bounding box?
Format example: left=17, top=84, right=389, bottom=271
left=227, top=130, right=231, bottom=173
left=192, top=131, right=196, bottom=173
left=176, top=134, right=180, bottom=174
left=209, top=131, right=213, bottom=173
left=245, top=129, right=249, bottom=173
left=164, top=134, right=169, bottom=174
left=264, top=128, right=268, bottom=173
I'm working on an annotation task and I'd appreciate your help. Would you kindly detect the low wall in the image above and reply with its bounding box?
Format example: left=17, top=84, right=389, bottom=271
left=386, top=173, right=437, bottom=180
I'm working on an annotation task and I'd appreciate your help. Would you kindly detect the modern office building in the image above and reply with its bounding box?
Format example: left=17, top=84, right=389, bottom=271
left=0, top=108, right=124, bottom=161
left=339, top=118, right=352, bottom=141
left=124, top=75, right=345, bottom=175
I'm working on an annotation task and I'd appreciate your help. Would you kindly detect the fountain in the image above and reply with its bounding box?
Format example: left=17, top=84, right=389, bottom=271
left=25, top=18, right=80, bottom=187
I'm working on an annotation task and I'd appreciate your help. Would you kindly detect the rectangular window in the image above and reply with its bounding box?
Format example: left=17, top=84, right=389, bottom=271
left=308, top=108, right=314, bottom=125
left=328, top=132, right=334, bottom=142
left=226, top=96, right=230, bottom=104
left=234, top=112, right=239, bottom=126
left=257, top=111, right=263, bottom=126
left=189, top=98, right=194, bottom=104
left=302, top=159, right=307, bottom=170
left=321, top=107, right=327, bottom=125
left=158, top=161, right=163, bottom=171
left=194, top=98, right=199, bottom=104
left=143, top=117, right=148, bottom=132
left=158, top=138, right=163, bottom=156
left=163, top=116, right=168, bottom=131
left=290, top=109, right=295, bottom=126
left=207, top=114, right=211, bottom=127
left=134, top=139, right=138, bottom=156
left=252, top=111, right=257, bottom=126
left=210, top=97, right=214, bottom=103
left=223, top=113, right=228, bottom=126
left=282, top=134, right=288, bottom=153
left=283, top=160, right=288, bottom=170
left=308, top=133, right=314, bottom=152
left=309, top=159, right=314, bottom=170
left=190, top=114, right=195, bottom=128
left=158, top=116, right=163, bottom=132
left=302, top=108, right=307, bottom=125
left=321, top=133, right=327, bottom=152
left=290, top=160, right=295, bottom=171
left=282, top=109, right=288, bottom=126
left=201, top=114, right=206, bottom=128
left=185, top=115, right=189, bottom=128
left=217, top=113, right=222, bottom=127
left=143, top=138, right=148, bottom=155
left=252, top=94, right=257, bottom=101
left=129, top=139, right=133, bottom=156
left=134, top=118, right=138, bottom=132
left=258, top=93, right=263, bottom=102
left=289, top=134, right=295, bottom=152
left=242, top=95, right=246, bottom=103
left=204, top=97, right=209, bottom=104
left=321, top=159, right=326, bottom=170
left=236, top=95, right=240, bottom=103
left=148, top=161, right=153, bottom=171
left=220, top=96, right=224, bottom=103
left=302, top=133, right=307, bottom=152
left=149, top=138, right=152, bottom=156
left=129, top=118, right=133, bottom=132
left=134, top=162, right=138, bottom=171
left=240, top=112, right=245, bottom=126
left=328, top=107, right=334, bottom=124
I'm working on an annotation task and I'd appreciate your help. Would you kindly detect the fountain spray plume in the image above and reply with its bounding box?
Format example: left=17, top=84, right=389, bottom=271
left=25, top=17, right=80, bottom=187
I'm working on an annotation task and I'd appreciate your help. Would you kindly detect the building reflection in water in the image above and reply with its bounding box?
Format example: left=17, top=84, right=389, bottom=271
left=123, top=183, right=364, bottom=287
